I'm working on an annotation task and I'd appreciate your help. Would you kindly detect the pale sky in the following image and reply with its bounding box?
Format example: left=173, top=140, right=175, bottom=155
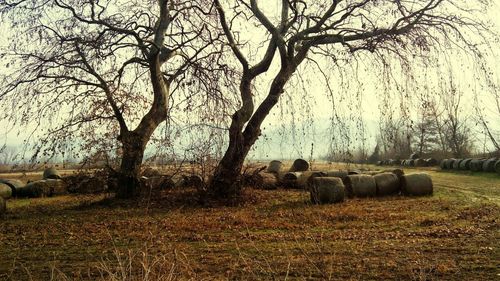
left=1, top=1, right=499, bottom=161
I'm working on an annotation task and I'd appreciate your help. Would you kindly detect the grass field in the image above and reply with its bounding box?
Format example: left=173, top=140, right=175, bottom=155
left=0, top=167, right=499, bottom=280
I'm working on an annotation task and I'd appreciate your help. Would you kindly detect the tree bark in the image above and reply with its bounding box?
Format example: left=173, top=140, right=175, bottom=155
left=115, top=131, right=148, bottom=198
left=208, top=67, right=295, bottom=199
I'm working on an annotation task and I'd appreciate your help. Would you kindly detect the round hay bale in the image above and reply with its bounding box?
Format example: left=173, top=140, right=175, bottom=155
left=482, top=158, right=498, bottom=172
left=414, top=158, right=427, bottom=167
left=280, top=172, right=302, bottom=188
left=0, top=183, right=13, bottom=199
left=401, top=173, right=433, bottom=196
left=0, top=196, right=5, bottom=215
left=0, top=179, right=24, bottom=197
left=324, top=170, right=348, bottom=179
left=408, top=159, right=415, bottom=167
left=297, top=171, right=326, bottom=189
left=459, top=159, right=473, bottom=170
left=17, top=180, right=51, bottom=198
left=252, top=172, right=278, bottom=190
left=43, top=167, right=61, bottom=179
left=267, top=160, right=283, bottom=174
left=382, top=168, right=405, bottom=180
left=495, top=160, right=500, bottom=175
left=452, top=159, right=463, bottom=170
left=374, top=173, right=400, bottom=196
left=410, top=153, right=420, bottom=160
left=363, top=170, right=384, bottom=176
left=309, top=177, right=345, bottom=204
left=445, top=159, right=456, bottom=170
left=440, top=159, right=447, bottom=170
left=425, top=158, right=438, bottom=166
left=390, top=159, right=402, bottom=166
left=66, top=176, right=108, bottom=194
left=46, top=179, right=68, bottom=196
left=343, top=175, right=376, bottom=198
left=470, top=159, right=485, bottom=172
left=289, top=159, right=309, bottom=172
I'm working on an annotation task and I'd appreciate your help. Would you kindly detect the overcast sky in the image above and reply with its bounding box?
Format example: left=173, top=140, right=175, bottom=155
left=1, top=1, right=499, bottom=161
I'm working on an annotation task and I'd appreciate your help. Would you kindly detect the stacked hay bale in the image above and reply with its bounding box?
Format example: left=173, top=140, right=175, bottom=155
left=267, top=161, right=282, bottom=174
left=309, top=177, right=345, bottom=204
left=65, top=174, right=108, bottom=194
left=280, top=171, right=324, bottom=189
left=0, top=179, right=24, bottom=198
left=43, top=167, right=62, bottom=179
left=0, top=183, right=13, bottom=199
left=383, top=168, right=405, bottom=180
left=324, top=170, right=348, bottom=179
left=289, top=159, right=309, bottom=172
left=16, top=179, right=67, bottom=198
left=401, top=173, right=433, bottom=196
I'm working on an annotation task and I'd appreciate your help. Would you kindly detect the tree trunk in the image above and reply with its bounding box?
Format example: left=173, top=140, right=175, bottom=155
left=209, top=139, right=251, bottom=198
left=208, top=67, right=295, bottom=199
left=115, top=132, right=148, bottom=199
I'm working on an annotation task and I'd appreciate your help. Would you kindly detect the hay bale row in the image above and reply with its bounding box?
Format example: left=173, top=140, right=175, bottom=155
left=378, top=158, right=437, bottom=167
left=441, top=157, right=499, bottom=173
left=16, top=179, right=67, bottom=198
left=0, top=179, right=24, bottom=198
left=43, top=167, right=62, bottom=179
left=307, top=171, right=432, bottom=203
left=309, top=177, right=345, bottom=204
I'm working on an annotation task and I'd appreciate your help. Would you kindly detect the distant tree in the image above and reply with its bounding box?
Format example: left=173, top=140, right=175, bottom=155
left=367, top=143, right=380, bottom=164
left=0, top=144, right=17, bottom=165
left=441, top=86, right=471, bottom=158
left=0, top=0, right=230, bottom=197
left=210, top=0, right=493, bottom=198
left=413, top=101, right=440, bottom=156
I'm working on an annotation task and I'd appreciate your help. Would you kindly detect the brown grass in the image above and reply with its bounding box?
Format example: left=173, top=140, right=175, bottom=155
left=0, top=166, right=499, bottom=280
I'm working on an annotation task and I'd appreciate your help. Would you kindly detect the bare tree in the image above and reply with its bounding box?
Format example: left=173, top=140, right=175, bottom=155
left=441, top=86, right=472, bottom=157
left=0, top=0, right=229, bottom=197
left=210, top=0, right=493, bottom=198
left=0, top=144, right=17, bottom=165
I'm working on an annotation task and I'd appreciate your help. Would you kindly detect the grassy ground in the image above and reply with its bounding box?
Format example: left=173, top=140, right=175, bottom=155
left=0, top=167, right=499, bottom=280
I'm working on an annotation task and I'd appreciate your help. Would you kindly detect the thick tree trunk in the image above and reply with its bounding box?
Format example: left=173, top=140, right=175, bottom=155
left=208, top=67, right=296, bottom=199
left=209, top=140, right=251, bottom=198
left=116, top=132, right=148, bottom=198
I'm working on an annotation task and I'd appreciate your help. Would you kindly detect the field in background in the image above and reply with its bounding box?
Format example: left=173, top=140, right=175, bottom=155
left=0, top=165, right=499, bottom=280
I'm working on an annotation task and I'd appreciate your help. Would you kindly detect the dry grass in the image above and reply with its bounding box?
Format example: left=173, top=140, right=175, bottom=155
left=0, top=166, right=499, bottom=280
